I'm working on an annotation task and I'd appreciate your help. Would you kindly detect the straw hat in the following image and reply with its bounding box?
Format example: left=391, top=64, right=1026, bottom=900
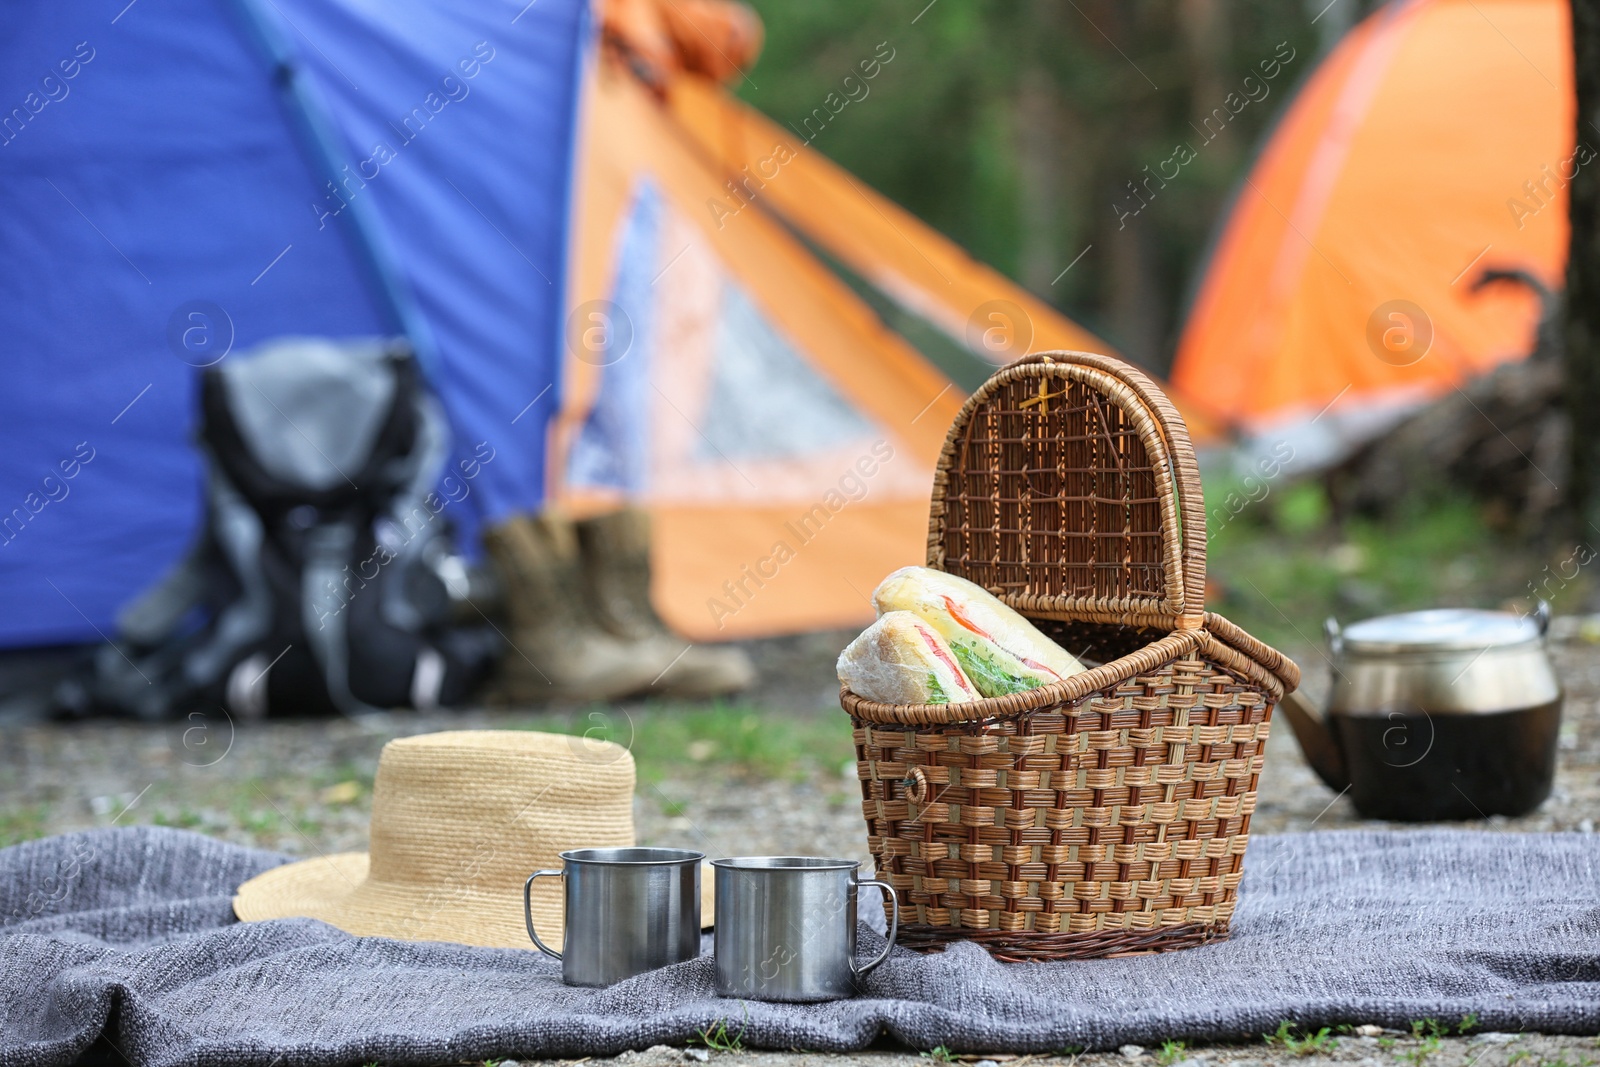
left=234, top=730, right=711, bottom=948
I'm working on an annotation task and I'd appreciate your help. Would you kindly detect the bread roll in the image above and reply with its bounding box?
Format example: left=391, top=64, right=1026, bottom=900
left=872, top=566, right=1084, bottom=697
left=837, top=610, right=978, bottom=704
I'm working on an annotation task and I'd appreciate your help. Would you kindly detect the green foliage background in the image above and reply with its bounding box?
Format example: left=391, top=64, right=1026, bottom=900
left=736, top=1, right=1376, bottom=373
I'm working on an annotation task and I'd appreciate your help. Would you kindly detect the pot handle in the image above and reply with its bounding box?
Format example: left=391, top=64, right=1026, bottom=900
left=1279, top=690, right=1350, bottom=794
left=851, top=880, right=900, bottom=977
left=524, top=870, right=564, bottom=961
left=1324, top=616, right=1343, bottom=657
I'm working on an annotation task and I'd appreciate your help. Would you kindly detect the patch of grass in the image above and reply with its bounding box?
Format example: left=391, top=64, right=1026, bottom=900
left=312, top=760, right=374, bottom=790
left=1410, top=1016, right=1478, bottom=1039
left=921, top=1047, right=956, bottom=1063
left=516, top=701, right=856, bottom=785
left=1397, top=1036, right=1442, bottom=1066
left=1155, top=1038, right=1189, bottom=1065
left=151, top=808, right=206, bottom=830
left=658, top=796, right=690, bottom=818
left=0, top=803, right=48, bottom=847
left=1206, top=484, right=1575, bottom=652
left=1264, top=1020, right=1338, bottom=1056
left=1274, top=481, right=1332, bottom=536
left=693, top=1019, right=745, bottom=1053
left=226, top=789, right=320, bottom=842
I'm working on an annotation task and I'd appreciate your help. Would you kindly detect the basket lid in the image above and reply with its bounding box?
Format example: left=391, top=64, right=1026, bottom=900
left=927, top=352, right=1206, bottom=630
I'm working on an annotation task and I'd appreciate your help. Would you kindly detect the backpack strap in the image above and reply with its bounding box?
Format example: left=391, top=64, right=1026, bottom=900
left=375, top=389, right=452, bottom=634
left=183, top=458, right=277, bottom=688
left=300, top=519, right=381, bottom=716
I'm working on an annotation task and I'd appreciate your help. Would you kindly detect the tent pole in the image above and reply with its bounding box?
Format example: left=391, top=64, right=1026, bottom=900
left=223, top=0, right=441, bottom=378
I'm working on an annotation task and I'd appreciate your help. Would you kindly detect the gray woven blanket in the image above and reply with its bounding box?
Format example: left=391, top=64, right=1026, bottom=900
left=3, top=827, right=1597, bottom=1066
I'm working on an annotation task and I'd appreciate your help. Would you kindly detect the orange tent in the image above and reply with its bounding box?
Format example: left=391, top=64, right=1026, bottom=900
left=1172, top=0, right=1574, bottom=464
left=552, top=1, right=1132, bottom=640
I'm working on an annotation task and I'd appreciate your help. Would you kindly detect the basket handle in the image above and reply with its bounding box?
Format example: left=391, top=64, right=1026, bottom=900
left=930, top=352, right=1207, bottom=628
left=1023, top=352, right=1207, bottom=625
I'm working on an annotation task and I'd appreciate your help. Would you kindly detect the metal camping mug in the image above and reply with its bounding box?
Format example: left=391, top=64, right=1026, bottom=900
left=712, top=856, right=899, bottom=1002
left=524, top=847, right=703, bottom=987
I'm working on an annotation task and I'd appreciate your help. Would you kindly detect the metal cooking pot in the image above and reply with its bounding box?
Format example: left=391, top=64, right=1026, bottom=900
left=1280, top=603, right=1561, bottom=821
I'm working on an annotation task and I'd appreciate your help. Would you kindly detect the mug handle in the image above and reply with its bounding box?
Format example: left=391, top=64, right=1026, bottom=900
left=524, top=870, right=564, bottom=961
left=850, top=879, right=899, bottom=977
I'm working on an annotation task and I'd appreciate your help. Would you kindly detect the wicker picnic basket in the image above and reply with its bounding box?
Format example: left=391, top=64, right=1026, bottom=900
left=842, top=351, right=1300, bottom=962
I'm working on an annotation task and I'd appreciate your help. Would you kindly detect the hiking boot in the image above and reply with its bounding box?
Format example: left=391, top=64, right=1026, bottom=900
left=483, top=512, right=678, bottom=703
left=575, top=507, right=756, bottom=699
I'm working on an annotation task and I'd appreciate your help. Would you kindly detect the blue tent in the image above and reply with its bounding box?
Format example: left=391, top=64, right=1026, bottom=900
left=0, top=0, right=588, bottom=647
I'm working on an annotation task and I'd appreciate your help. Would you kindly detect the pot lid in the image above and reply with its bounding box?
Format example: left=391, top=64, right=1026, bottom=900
left=1339, top=608, right=1542, bottom=654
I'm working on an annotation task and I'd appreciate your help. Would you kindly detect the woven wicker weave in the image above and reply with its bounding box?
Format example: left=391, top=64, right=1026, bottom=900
left=841, top=352, right=1300, bottom=962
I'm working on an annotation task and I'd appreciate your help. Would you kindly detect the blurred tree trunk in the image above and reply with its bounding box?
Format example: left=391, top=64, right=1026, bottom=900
left=1179, top=0, right=1231, bottom=166
left=1015, top=0, right=1079, bottom=298
left=1105, top=208, right=1166, bottom=367
left=1567, top=0, right=1600, bottom=530
left=1097, top=2, right=1167, bottom=369
left=1016, top=66, right=1065, bottom=295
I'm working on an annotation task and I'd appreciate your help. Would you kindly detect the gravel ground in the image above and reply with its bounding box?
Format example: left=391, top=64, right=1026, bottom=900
left=3, top=628, right=1598, bottom=1064
left=547, top=1031, right=1600, bottom=1067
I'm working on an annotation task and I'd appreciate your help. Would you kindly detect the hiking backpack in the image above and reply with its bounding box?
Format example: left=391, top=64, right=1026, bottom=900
left=62, top=337, right=497, bottom=719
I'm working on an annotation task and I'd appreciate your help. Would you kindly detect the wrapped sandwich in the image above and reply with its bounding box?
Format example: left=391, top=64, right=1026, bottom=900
left=836, top=610, right=978, bottom=705
left=873, top=566, right=1085, bottom=697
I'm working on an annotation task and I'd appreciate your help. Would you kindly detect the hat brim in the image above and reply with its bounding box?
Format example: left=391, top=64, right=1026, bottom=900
left=233, top=852, right=715, bottom=950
